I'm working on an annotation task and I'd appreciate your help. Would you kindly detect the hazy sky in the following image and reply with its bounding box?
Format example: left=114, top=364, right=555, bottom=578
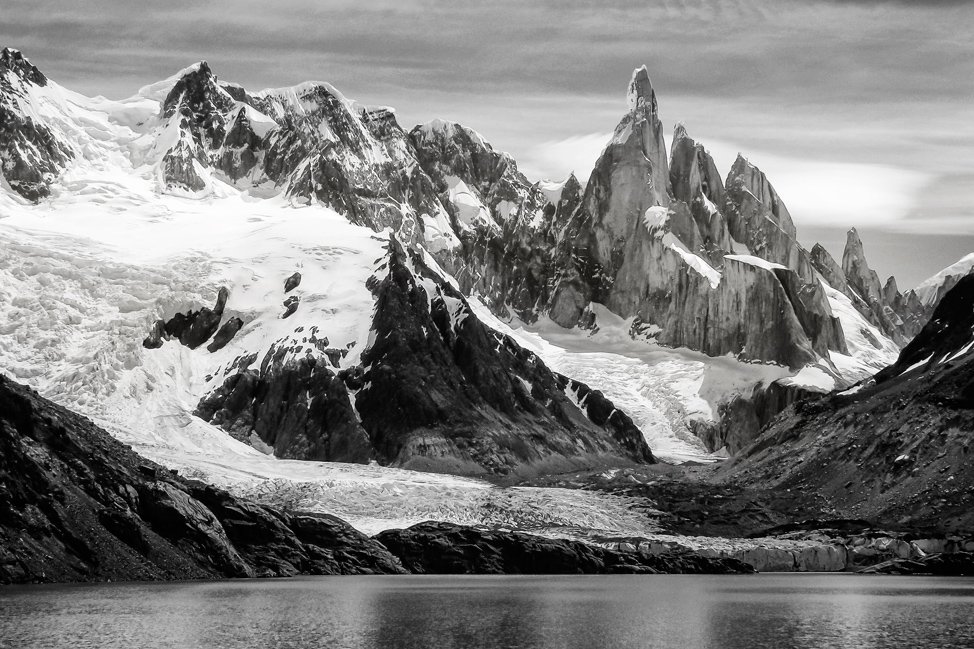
left=4, top=0, right=973, bottom=288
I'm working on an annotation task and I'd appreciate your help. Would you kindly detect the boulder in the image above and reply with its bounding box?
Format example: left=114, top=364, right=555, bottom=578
left=284, top=271, right=302, bottom=293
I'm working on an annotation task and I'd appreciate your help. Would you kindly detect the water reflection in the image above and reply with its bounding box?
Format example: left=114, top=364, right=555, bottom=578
left=2, top=574, right=974, bottom=649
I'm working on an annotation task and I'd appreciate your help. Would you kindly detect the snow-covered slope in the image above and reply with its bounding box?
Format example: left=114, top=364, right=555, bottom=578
left=915, top=252, right=974, bottom=308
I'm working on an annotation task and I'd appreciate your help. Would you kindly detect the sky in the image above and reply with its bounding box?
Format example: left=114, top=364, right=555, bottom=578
left=3, top=0, right=973, bottom=288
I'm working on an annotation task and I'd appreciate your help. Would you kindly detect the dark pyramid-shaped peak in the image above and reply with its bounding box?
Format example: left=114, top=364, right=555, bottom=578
left=162, top=61, right=235, bottom=119
left=882, top=275, right=900, bottom=305
left=842, top=227, right=884, bottom=305
left=0, top=47, right=47, bottom=86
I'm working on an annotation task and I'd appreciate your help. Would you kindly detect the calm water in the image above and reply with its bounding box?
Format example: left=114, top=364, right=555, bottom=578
left=2, top=574, right=973, bottom=648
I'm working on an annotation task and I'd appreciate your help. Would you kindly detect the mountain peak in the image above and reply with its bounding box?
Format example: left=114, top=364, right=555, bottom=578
left=162, top=60, right=234, bottom=118
left=0, top=47, right=47, bottom=86
left=627, top=65, right=657, bottom=113
left=673, top=122, right=690, bottom=142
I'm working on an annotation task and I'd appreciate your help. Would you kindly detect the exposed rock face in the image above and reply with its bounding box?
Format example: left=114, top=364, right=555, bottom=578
left=724, top=156, right=815, bottom=283
left=375, top=522, right=754, bottom=574
left=143, top=288, right=246, bottom=353
left=282, top=295, right=299, bottom=318
left=195, top=346, right=374, bottom=463
left=840, top=228, right=906, bottom=343
left=193, top=237, right=654, bottom=473
left=876, top=273, right=974, bottom=383
left=0, top=48, right=73, bottom=201
left=206, top=317, right=244, bottom=353
left=843, top=228, right=885, bottom=312
left=698, top=380, right=828, bottom=454
left=724, top=275, right=974, bottom=529
left=0, top=374, right=406, bottom=584
left=409, top=119, right=581, bottom=321
left=669, top=124, right=731, bottom=262
left=163, top=287, right=229, bottom=349
left=352, top=237, right=655, bottom=474
left=284, top=271, right=302, bottom=293
left=536, top=73, right=848, bottom=369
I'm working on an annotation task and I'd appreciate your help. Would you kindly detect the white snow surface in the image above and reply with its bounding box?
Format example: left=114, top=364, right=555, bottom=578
left=468, top=302, right=792, bottom=464
left=821, top=281, right=900, bottom=379
left=915, top=252, right=974, bottom=306
left=724, top=254, right=786, bottom=272
left=662, top=233, right=722, bottom=289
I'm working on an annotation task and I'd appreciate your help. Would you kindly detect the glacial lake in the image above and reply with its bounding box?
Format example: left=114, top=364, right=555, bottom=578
left=2, top=574, right=974, bottom=648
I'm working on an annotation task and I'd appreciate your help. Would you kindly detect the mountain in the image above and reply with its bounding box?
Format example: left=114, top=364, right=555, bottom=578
left=724, top=274, right=974, bottom=529
left=0, top=48, right=924, bottom=480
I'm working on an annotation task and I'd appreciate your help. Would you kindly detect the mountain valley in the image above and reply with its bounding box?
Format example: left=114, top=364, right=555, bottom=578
left=1, top=47, right=973, bottom=582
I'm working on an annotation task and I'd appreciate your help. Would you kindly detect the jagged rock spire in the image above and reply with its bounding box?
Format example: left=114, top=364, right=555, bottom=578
left=627, top=65, right=658, bottom=115
left=624, top=66, right=670, bottom=206
left=842, top=228, right=884, bottom=307
left=726, top=155, right=796, bottom=239
left=668, top=123, right=730, bottom=261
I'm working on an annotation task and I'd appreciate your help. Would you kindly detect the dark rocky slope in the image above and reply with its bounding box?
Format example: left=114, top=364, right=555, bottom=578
left=0, top=48, right=73, bottom=201
left=0, top=373, right=407, bottom=584
left=194, top=237, right=655, bottom=475
left=723, top=275, right=974, bottom=529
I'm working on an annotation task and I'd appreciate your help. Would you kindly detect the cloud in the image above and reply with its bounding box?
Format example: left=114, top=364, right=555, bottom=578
left=704, top=138, right=933, bottom=230
left=517, top=133, right=614, bottom=183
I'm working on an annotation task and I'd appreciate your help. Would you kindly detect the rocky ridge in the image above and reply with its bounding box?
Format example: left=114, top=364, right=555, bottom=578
left=190, top=236, right=654, bottom=474
left=0, top=48, right=73, bottom=201
left=724, top=274, right=974, bottom=529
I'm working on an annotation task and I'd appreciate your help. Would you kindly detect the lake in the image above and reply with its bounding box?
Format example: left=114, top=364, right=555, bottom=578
left=2, top=574, right=973, bottom=648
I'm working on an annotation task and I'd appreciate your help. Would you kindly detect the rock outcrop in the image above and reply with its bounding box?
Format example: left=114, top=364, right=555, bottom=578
left=0, top=373, right=406, bottom=584
left=144, top=287, right=236, bottom=351
left=352, top=237, right=655, bottom=474
left=194, top=236, right=655, bottom=474
left=195, top=344, right=374, bottom=463
left=0, top=48, right=73, bottom=201
left=375, top=521, right=754, bottom=574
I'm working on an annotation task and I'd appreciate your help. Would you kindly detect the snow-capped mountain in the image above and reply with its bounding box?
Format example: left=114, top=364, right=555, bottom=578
left=0, top=47, right=938, bottom=493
